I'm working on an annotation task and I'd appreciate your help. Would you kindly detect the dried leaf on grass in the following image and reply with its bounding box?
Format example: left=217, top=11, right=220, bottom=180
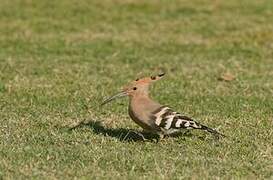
left=218, top=72, right=236, bottom=82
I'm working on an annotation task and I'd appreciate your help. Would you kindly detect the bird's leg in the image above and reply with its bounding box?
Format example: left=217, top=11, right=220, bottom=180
left=155, top=133, right=165, bottom=143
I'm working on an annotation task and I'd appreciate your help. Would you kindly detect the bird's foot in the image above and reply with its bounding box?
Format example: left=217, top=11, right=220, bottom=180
left=155, top=133, right=165, bottom=143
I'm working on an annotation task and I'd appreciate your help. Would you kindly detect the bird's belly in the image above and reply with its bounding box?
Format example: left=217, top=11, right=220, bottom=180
left=163, top=128, right=181, bottom=135
left=128, top=110, right=154, bottom=131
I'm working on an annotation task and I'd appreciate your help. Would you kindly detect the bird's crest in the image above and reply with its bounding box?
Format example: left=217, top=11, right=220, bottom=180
left=130, top=72, right=165, bottom=85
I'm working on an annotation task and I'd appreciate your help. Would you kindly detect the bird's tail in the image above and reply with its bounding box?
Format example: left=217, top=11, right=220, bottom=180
left=178, top=119, right=226, bottom=138
left=198, top=124, right=226, bottom=137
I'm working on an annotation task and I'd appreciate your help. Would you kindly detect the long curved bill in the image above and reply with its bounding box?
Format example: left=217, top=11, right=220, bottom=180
left=100, top=91, right=127, bottom=106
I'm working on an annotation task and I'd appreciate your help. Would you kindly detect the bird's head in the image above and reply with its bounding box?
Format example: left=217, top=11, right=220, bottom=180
left=101, top=72, right=165, bottom=106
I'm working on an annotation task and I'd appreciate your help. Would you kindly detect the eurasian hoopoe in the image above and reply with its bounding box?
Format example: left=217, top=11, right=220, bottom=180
left=101, top=73, right=225, bottom=141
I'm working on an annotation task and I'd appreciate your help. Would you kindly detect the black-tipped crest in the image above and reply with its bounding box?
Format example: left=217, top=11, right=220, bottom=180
left=151, top=76, right=156, bottom=80
left=150, top=72, right=165, bottom=81
left=158, top=72, right=165, bottom=77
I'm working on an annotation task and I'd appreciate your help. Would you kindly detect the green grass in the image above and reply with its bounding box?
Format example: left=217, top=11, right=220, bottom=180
left=1, top=0, right=273, bottom=179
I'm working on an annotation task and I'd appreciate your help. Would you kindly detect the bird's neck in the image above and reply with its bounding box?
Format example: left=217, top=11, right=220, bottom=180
left=129, top=92, right=150, bottom=101
left=129, top=93, right=158, bottom=111
left=128, top=93, right=161, bottom=120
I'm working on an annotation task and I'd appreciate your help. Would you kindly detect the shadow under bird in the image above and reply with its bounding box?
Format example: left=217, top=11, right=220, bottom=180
left=101, top=73, right=225, bottom=141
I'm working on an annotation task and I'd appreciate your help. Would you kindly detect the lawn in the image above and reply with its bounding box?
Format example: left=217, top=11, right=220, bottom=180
left=0, top=0, right=273, bottom=179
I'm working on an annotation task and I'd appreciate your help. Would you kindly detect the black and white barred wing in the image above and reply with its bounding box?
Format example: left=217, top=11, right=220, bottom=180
left=152, top=106, right=224, bottom=136
left=153, top=106, right=200, bottom=130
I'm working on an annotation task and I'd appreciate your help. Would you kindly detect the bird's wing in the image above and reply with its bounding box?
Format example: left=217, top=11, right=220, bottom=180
left=152, top=106, right=200, bottom=130
left=151, top=106, right=225, bottom=136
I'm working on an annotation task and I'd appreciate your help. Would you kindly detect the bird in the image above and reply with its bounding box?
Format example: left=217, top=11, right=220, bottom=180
left=101, top=73, right=225, bottom=141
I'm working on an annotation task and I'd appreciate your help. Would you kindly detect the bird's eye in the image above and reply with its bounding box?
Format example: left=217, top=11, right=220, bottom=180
left=133, top=87, right=137, bottom=90
left=135, top=78, right=139, bottom=81
left=151, top=76, right=156, bottom=80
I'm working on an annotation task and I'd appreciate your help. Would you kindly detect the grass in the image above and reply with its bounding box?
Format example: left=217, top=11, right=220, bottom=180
left=0, top=0, right=273, bottom=179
